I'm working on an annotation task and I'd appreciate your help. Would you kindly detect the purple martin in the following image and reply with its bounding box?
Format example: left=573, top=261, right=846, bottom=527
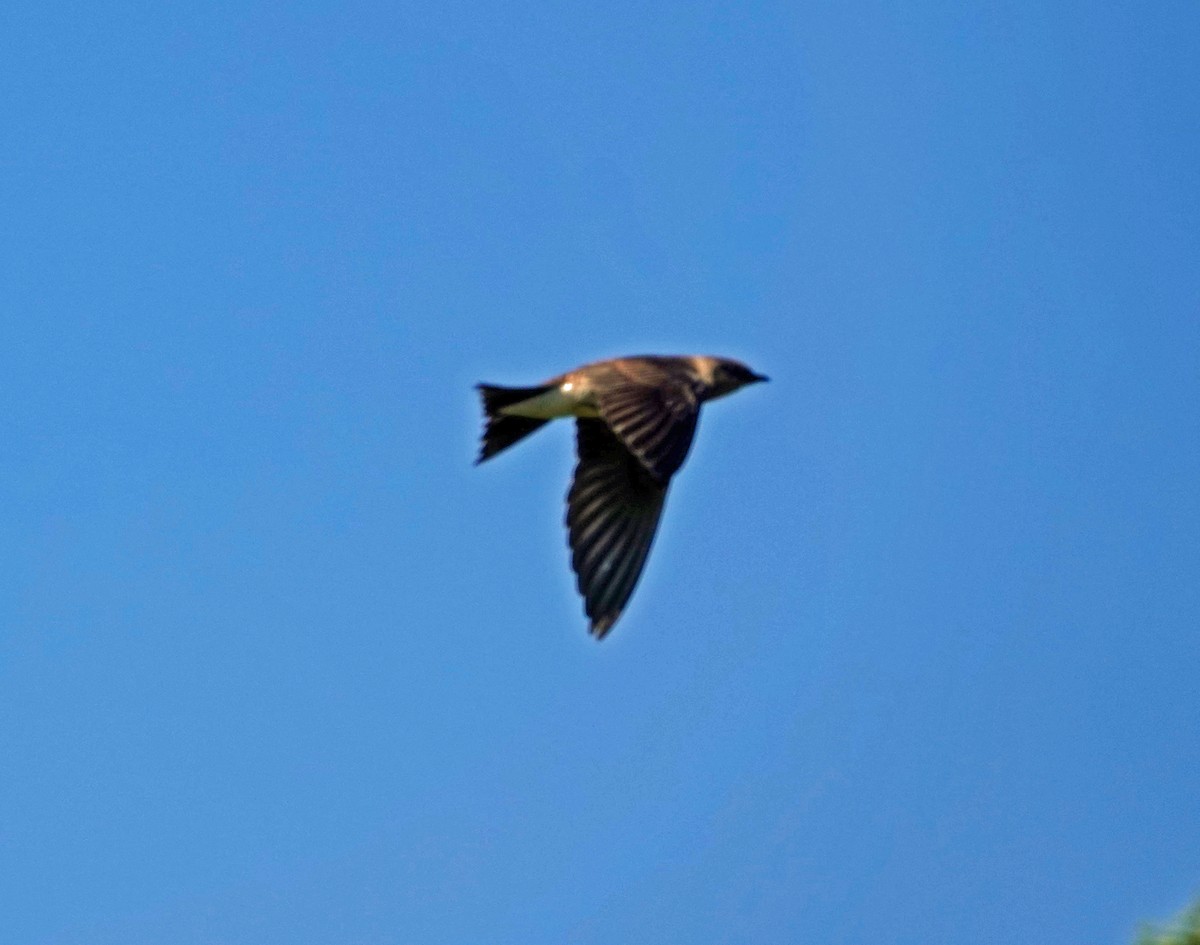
left=476, top=354, right=767, bottom=638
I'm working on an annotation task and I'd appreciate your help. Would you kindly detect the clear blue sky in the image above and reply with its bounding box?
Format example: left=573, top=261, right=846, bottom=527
left=3, top=2, right=1198, bottom=942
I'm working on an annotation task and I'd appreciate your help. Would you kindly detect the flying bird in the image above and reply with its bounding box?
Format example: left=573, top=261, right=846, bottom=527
left=475, top=354, right=768, bottom=638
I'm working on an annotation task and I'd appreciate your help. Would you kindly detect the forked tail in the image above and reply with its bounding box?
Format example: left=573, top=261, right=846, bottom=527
left=475, top=383, right=554, bottom=464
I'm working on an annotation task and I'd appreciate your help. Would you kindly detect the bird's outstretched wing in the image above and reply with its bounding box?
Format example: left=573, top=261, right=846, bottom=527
left=593, top=365, right=701, bottom=484
left=566, top=419, right=668, bottom=638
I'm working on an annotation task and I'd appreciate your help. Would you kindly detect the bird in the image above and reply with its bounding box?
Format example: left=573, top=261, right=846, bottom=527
left=474, top=354, right=768, bottom=638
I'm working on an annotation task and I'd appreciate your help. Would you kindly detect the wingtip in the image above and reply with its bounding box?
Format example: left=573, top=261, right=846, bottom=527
left=588, top=614, right=619, bottom=640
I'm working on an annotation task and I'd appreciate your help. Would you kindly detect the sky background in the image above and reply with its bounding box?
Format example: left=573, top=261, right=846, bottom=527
left=3, top=1, right=1199, bottom=943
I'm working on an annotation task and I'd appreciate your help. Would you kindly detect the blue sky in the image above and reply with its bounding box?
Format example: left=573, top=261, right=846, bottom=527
left=3, top=1, right=1198, bottom=942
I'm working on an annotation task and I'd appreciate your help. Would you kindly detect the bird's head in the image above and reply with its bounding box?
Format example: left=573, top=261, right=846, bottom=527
left=703, top=357, right=770, bottom=399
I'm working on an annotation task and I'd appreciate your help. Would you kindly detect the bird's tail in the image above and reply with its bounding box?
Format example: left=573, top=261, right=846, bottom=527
left=475, top=383, right=553, bottom=464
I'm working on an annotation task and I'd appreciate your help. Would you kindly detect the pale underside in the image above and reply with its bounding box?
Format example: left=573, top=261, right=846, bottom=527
left=498, top=382, right=601, bottom=419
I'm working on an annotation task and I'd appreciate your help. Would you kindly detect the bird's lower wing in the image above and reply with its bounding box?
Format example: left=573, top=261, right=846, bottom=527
left=595, top=379, right=700, bottom=484
left=567, top=419, right=668, bottom=638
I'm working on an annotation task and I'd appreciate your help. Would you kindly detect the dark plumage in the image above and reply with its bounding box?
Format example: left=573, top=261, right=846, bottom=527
left=475, top=354, right=767, bottom=638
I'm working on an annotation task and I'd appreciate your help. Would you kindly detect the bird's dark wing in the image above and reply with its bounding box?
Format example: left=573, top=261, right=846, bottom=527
left=567, top=419, right=668, bottom=638
left=594, top=375, right=701, bottom=484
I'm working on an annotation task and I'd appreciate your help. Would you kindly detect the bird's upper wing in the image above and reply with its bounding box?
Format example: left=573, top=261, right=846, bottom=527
left=567, top=419, right=668, bottom=638
left=592, top=365, right=701, bottom=484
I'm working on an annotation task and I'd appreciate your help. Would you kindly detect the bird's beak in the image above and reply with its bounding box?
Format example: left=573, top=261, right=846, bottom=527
left=750, top=372, right=770, bottom=384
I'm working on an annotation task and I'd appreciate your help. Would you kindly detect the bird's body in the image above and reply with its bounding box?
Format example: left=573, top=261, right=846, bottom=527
left=493, top=382, right=601, bottom=420
left=475, top=354, right=767, bottom=638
